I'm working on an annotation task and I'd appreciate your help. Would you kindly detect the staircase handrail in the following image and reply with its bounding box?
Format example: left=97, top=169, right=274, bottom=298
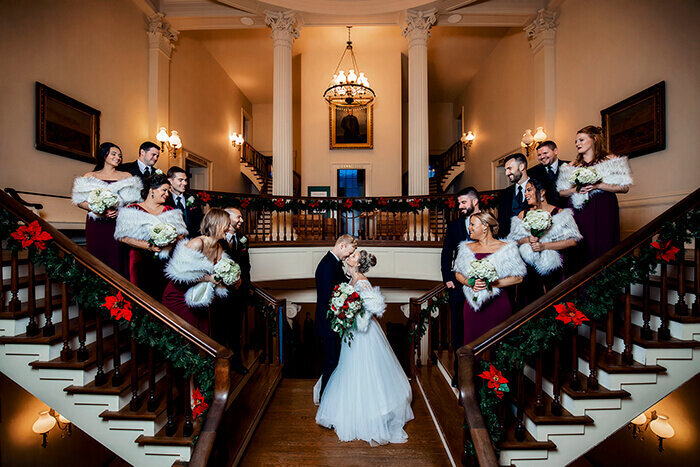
left=433, top=140, right=464, bottom=184
left=458, top=187, right=700, bottom=467
left=408, top=283, right=447, bottom=377
left=0, top=188, right=231, bottom=467
left=241, top=142, right=272, bottom=193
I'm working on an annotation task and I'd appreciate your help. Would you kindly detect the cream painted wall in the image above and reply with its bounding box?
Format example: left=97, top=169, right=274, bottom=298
left=429, top=102, right=456, bottom=154
left=453, top=28, right=535, bottom=191
left=170, top=33, right=252, bottom=193
left=297, top=27, right=404, bottom=196
left=0, top=0, right=149, bottom=196
left=252, top=103, right=273, bottom=156
left=554, top=0, right=700, bottom=235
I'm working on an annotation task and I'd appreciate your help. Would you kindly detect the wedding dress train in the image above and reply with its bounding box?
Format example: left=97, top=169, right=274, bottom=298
left=314, top=280, right=414, bottom=446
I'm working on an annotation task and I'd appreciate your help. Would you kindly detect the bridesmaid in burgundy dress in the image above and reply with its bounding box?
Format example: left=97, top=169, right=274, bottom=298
left=72, top=142, right=142, bottom=275
left=557, top=125, right=632, bottom=268
left=162, top=208, right=239, bottom=334
left=454, top=211, right=526, bottom=345
left=114, top=174, right=187, bottom=300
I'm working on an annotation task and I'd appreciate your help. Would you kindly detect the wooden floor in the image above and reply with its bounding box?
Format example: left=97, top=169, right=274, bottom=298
left=240, top=379, right=451, bottom=466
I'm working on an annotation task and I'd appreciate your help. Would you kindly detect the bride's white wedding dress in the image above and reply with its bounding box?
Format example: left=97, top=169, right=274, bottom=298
left=314, top=279, right=414, bottom=445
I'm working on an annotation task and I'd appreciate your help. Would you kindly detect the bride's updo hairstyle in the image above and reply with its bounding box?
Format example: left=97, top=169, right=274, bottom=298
left=473, top=211, right=499, bottom=237
left=357, top=250, right=377, bottom=274
left=141, top=173, right=170, bottom=200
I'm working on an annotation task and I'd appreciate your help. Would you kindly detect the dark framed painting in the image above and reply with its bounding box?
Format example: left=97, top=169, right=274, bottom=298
left=36, top=82, right=101, bottom=163
left=600, top=81, right=665, bottom=159
left=330, top=105, right=373, bottom=149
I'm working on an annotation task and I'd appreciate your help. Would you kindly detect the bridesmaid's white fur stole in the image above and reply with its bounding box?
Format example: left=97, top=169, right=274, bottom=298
left=165, top=240, right=229, bottom=308
left=556, top=157, right=633, bottom=210
left=72, top=176, right=143, bottom=219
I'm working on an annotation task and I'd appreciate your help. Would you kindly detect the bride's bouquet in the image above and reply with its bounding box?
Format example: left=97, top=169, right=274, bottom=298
left=87, top=188, right=119, bottom=215
left=523, top=209, right=552, bottom=238
left=569, top=167, right=601, bottom=190
left=327, top=283, right=366, bottom=344
left=213, top=257, right=241, bottom=285
left=148, top=223, right=178, bottom=257
left=464, top=259, right=499, bottom=301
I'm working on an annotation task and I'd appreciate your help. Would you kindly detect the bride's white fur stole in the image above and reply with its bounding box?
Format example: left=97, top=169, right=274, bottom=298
left=557, top=157, right=633, bottom=210
left=354, top=281, right=386, bottom=332
left=453, top=241, right=526, bottom=311
left=165, top=240, right=229, bottom=308
left=507, top=209, right=582, bottom=275
left=72, top=176, right=143, bottom=219
left=113, top=207, right=187, bottom=259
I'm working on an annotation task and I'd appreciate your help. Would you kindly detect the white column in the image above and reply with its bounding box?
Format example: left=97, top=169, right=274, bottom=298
left=403, top=9, right=436, bottom=196
left=525, top=9, right=557, bottom=139
left=147, top=13, right=178, bottom=147
left=266, top=11, right=299, bottom=196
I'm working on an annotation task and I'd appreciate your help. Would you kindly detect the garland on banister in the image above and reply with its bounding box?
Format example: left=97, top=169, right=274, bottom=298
left=408, top=291, right=449, bottom=341
left=0, top=209, right=215, bottom=427
left=465, top=208, right=699, bottom=458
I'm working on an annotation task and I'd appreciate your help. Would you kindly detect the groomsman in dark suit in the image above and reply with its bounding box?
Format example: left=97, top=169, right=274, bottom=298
left=497, top=153, right=530, bottom=238
left=315, top=234, right=357, bottom=397
left=441, top=187, right=480, bottom=386
left=165, top=166, right=204, bottom=238
left=120, top=141, right=160, bottom=181
left=214, top=207, right=251, bottom=374
left=529, top=141, right=569, bottom=205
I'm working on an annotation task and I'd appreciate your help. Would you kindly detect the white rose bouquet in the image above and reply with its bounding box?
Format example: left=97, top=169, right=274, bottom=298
left=87, top=188, right=119, bottom=215
left=464, top=259, right=499, bottom=301
left=213, top=257, right=241, bottom=286
left=148, top=223, right=178, bottom=257
left=327, top=282, right=366, bottom=344
left=523, top=209, right=553, bottom=238
left=569, top=167, right=601, bottom=190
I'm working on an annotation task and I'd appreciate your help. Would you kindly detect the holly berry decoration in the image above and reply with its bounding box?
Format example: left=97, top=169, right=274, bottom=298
left=650, top=239, right=680, bottom=262
left=554, top=302, right=589, bottom=326
left=10, top=221, right=53, bottom=250
left=478, top=364, right=510, bottom=399
left=192, top=387, right=208, bottom=419
left=102, top=290, right=133, bottom=321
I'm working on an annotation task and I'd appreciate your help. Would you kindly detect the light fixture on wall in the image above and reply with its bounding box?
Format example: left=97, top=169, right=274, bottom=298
left=230, top=133, right=244, bottom=149
left=31, top=409, right=72, bottom=448
left=461, top=131, right=475, bottom=149
left=323, top=26, right=375, bottom=109
left=520, top=126, right=547, bottom=157
left=628, top=410, right=675, bottom=451
left=156, top=127, right=183, bottom=158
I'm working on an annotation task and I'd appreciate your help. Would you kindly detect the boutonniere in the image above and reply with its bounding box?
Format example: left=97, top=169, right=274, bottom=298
left=155, top=168, right=164, bottom=175
left=186, top=195, right=195, bottom=207
left=239, top=236, right=247, bottom=245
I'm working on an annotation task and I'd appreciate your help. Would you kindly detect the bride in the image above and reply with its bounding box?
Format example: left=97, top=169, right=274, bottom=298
left=315, top=250, right=414, bottom=445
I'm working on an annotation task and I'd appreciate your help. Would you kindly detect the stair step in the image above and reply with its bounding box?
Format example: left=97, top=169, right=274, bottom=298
left=65, top=360, right=149, bottom=396
left=29, top=324, right=127, bottom=370
left=0, top=293, right=63, bottom=320
left=136, top=415, right=199, bottom=447
left=101, top=374, right=173, bottom=421
left=2, top=272, right=48, bottom=291
left=524, top=390, right=593, bottom=426
left=560, top=372, right=631, bottom=400
left=0, top=315, right=93, bottom=346
left=620, top=322, right=700, bottom=349
left=629, top=295, right=700, bottom=324
left=578, top=341, right=666, bottom=374
left=498, top=423, right=556, bottom=451
left=647, top=275, right=694, bottom=291
left=1, top=250, right=30, bottom=262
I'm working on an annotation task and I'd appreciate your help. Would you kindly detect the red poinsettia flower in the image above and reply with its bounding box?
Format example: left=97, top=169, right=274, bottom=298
left=478, top=364, right=510, bottom=399
left=308, top=200, right=320, bottom=209
left=198, top=191, right=211, bottom=203
left=10, top=221, right=53, bottom=250
left=650, top=240, right=680, bottom=262
left=240, top=199, right=250, bottom=208
left=343, top=199, right=354, bottom=209
left=554, top=302, right=588, bottom=326
left=378, top=197, right=388, bottom=206
left=274, top=198, right=286, bottom=208
left=192, top=387, right=209, bottom=420
left=102, top=291, right=133, bottom=321
left=409, top=199, right=421, bottom=208
left=445, top=198, right=456, bottom=208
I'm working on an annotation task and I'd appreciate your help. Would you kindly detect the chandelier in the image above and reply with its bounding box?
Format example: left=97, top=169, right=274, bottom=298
left=323, top=26, right=375, bottom=109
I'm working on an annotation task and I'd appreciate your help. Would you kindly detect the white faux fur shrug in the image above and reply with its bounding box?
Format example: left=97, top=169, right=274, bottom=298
left=507, top=209, right=583, bottom=275
left=113, top=205, right=187, bottom=259
left=71, top=176, right=143, bottom=219
left=556, top=157, right=633, bottom=210
left=164, top=240, right=229, bottom=308
left=453, top=241, right=527, bottom=311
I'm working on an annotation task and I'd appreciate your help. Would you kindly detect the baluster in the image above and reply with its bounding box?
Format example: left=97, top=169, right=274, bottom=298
left=675, top=243, right=689, bottom=315
left=427, top=302, right=433, bottom=367
left=421, top=209, right=425, bottom=241
left=94, top=313, right=107, bottom=386
left=112, top=321, right=124, bottom=386
left=414, top=301, right=422, bottom=369
left=0, top=250, right=4, bottom=314
left=60, top=282, right=73, bottom=361
left=658, top=262, right=671, bottom=340
left=183, top=374, right=194, bottom=437
left=9, top=250, right=20, bottom=313
left=514, top=369, right=526, bottom=441
left=605, top=309, right=616, bottom=364
left=129, top=338, right=140, bottom=411
left=25, top=261, right=39, bottom=336
left=42, top=276, right=54, bottom=336
left=551, top=343, right=562, bottom=415
left=693, top=237, right=700, bottom=316
left=76, top=305, right=89, bottom=361
left=535, top=351, right=544, bottom=416
left=165, top=364, right=176, bottom=436
left=621, top=285, right=633, bottom=365
left=588, top=320, right=599, bottom=390
left=147, top=349, right=158, bottom=411
left=570, top=330, right=581, bottom=391
left=641, top=277, right=653, bottom=340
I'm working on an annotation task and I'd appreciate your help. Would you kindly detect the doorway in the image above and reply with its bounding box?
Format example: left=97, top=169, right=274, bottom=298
left=337, top=169, right=365, bottom=236
left=184, top=151, right=210, bottom=190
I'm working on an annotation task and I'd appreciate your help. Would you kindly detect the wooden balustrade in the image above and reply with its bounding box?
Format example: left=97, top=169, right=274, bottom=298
left=241, top=142, right=272, bottom=193
left=408, top=284, right=449, bottom=378
left=433, top=140, right=464, bottom=188
left=250, top=283, right=286, bottom=366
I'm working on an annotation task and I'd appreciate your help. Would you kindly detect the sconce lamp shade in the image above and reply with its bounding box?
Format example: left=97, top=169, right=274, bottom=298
left=650, top=414, right=675, bottom=439
left=156, top=127, right=169, bottom=143
left=32, top=410, right=56, bottom=434
left=630, top=413, right=647, bottom=426
left=169, top=131, right=182, bottom=149
left=57, top=413, right=70, bottom=424
left=465, top=131, right=475, bottom=141
left=521, top=129, right=534, bottom=146
left=533, top=126, right=547, bottom=142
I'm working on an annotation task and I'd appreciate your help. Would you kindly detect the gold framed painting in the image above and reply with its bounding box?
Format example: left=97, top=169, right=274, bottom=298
left=329, top=105, right=373, bottom=149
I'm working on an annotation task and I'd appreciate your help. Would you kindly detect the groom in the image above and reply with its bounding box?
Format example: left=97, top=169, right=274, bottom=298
left=315, top=234, right=357, bottom=398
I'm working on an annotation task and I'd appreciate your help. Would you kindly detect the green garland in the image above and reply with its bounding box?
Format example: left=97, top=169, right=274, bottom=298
left=466, top=208, right=699, bottom=459
left=409, top=291, right=449, bottom=341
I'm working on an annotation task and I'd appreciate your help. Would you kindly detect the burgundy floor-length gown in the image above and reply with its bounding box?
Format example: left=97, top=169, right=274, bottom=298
left=570, top=190, right=620, bottom=268
left=84, top=180, right=127, bottom=275
left=162, top=281, right=210, bottom=334
left=463, top=253, right=513, bottom=346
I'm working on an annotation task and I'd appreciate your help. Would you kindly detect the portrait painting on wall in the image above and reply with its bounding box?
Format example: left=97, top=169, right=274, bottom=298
left=330, top=105, right=373, bottom=149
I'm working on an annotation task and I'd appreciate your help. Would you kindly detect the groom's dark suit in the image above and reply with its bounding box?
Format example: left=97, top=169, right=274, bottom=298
left=315, top=251, right=348, bottom=396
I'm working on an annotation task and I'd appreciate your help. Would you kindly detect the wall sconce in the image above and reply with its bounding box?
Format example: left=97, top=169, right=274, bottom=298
left=156, top=127, right=183, bottom=158
left=31, top=409, right=72, bottom=448
left=230, top=133, right=244, bottom=149
left=520, top=126, right=547, bottom=158
left=628, top=410, right=674, bottom=451
left=461, top=131, right=475, bottom=149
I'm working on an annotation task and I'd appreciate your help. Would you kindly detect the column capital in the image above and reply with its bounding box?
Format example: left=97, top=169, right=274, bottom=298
left=402, top=9, right=437, bottom=47
left=265, top=11, right=300, bottom=48
left=147, top=13, right=179, bottom=58
left=524, top=9, right=557, bottom=53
